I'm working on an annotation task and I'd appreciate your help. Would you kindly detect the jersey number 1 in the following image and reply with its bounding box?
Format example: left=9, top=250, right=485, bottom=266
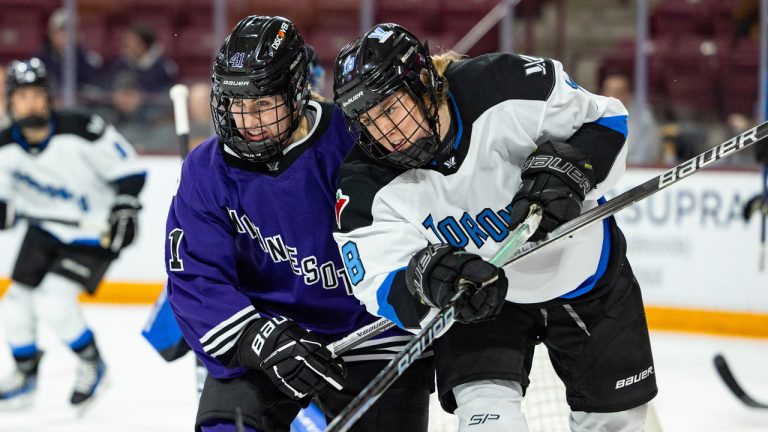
left=168, top=229, right=185, bottom=271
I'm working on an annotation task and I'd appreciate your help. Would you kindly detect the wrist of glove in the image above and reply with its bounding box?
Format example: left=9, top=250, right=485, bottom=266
left=0, top=201, right=14, bottom=230
left=508, top=141, right=595, bottom=241
left=107, top=195, right=141, bottom=253
left=237, top=316, right=347, bottom=400
left=406, top=244, right=508, bottom=324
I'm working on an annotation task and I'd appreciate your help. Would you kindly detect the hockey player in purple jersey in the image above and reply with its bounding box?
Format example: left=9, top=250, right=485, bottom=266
left=333, top=24, right=657, bottom=431
left=165, top=16, right=433, bottom=432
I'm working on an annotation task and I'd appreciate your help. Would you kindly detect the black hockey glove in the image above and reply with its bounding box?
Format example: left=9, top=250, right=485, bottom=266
left=107, top=195, right=141, bottom=253
left=237, top=316, right=347, bottom=400
left=406, top=244, right=508, bottom=324
left=508, top=141, right=595, bottom=241
left=0, top=201, right=14, bottom=230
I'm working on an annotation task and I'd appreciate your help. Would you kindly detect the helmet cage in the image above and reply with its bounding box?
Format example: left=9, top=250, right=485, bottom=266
left=346, top=85, right=440, bottom=170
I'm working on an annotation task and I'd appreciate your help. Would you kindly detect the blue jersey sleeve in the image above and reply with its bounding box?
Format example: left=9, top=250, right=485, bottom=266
left=165, top=159, right=260, bottom=379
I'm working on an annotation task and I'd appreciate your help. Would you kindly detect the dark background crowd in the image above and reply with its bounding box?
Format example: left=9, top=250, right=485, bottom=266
left=0, top=0, right=765, bottom=165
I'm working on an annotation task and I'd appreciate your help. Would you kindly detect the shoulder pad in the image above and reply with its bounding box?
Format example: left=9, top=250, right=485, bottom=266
left=447, top=53, right=555, bottom=103
left=55, top=110, right=107, bottom=142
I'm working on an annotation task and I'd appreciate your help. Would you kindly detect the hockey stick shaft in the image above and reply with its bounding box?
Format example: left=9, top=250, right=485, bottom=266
left=759, top=166, right=767, bottom=271
left=15, top=213, right=107, bottom=231
left=170, top=84, right=190, bottom=159
left=325, top=207, right=542, bottom=431
left=502, top=121, right=768, bottom=268
left=327, top=121, right=768, bottom=432
left=714, top=354, right=768, bottom=408
left=327, top=205, right=543, bottom=357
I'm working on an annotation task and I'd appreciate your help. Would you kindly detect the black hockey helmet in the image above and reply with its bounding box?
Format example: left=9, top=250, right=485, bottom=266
left=211, top=15, right=310, bottom=163
left=333, top=23, right=443, bottom=169
left=6, top=58, right=52, bottom=128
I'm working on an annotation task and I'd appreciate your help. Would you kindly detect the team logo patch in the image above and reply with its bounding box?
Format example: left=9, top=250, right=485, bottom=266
left=335, top=189, right=350, bottom=229
left=342, top=54, right=356, bottom=75
left=368, top=27, right=393, bottom=43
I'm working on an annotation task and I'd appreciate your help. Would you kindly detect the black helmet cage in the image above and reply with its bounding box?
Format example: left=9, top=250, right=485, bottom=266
left=5, top=57, right=51, bottom=122
left=211, top=16, right=311, bottom=163
left=333, top=24, right=444, bottom=169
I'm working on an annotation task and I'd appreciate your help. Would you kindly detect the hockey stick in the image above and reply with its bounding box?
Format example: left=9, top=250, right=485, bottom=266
left=326, top=205, right=543, bottom=357
left=326, top=206, right=543, bottom=432
left=500, top=121, right=768, bottom=268
left=170, top=84, right=190, bottom=159
left=759, top=166, right=767, bottom=271
left=15, top=213, right=108, bottom=232
left=326, top=121, right=768, bottom=432
left=714, top=353, right=768, bottom=408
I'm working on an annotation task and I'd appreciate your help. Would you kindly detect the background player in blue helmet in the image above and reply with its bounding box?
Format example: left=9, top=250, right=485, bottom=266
left=165, top=16, right=433, bottom=432
left=333, top=23, right=657, bottom=431
left=0, top=58, right=145, bottom=408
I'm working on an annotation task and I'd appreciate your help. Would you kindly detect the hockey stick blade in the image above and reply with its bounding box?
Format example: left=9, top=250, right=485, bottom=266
left=502, top=121, right=768, bottom=268
left=714, top=354, right=768, bottom=409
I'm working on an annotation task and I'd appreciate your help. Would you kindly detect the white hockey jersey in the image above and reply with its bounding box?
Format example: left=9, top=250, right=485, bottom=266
left=334, top=54, right=629, bottom=330
left=0, top=111, right=146, bottom=245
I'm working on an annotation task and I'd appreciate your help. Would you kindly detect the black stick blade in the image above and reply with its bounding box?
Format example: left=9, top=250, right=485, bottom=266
left=714, top=354, right=768, bottom=409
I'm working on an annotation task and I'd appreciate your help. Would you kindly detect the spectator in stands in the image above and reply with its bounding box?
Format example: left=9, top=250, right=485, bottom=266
left=103, top=23, right=178, bottom=96
left=735, top=0, right=760, bottom=40
left=601, top=72, right=661, bottom=165
left=34, top=8, right=103, bottom=93
left=187, top=81, right=213, bottom=150
left=99, top=72, right=175, bottom=153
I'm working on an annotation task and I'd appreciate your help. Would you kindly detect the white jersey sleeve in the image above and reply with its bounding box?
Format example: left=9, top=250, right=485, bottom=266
left=535, top=58, right=629, bottom=198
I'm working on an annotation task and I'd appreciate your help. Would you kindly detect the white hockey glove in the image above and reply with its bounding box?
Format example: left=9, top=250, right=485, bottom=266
left=107, top=195, right=141, bottom=253
left=237, top=316, right=347, bottom=400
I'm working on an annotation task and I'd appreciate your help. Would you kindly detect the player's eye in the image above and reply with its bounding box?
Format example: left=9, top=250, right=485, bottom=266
left=359, top=116, right=373, bottom=127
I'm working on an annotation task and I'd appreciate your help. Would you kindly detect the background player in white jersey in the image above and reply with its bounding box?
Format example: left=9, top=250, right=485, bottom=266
left=0, top=58, right=145, bottom=408
left=166, top=16, right=433, bottom=432
left=332, top=24, right=657, bottom=431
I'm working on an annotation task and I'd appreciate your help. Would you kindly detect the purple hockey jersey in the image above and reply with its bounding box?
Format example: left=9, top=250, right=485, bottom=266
left=165, top=101, right=411, bottom=379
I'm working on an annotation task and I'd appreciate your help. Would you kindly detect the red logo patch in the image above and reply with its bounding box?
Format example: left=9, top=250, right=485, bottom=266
left=335, top=189, right=349, bottom=229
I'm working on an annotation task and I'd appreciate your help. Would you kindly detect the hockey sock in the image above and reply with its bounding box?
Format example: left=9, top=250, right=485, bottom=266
left=1, top=283, right=37, bottom=347
left=34, top=273, right=89, bottom=343
left=569, top=403, right=648, bottom=432
left=453, top=379, right=529, bottom=432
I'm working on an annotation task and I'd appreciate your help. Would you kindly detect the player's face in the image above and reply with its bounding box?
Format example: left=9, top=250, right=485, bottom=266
left=230, top=95, right=292, bottom=144
left=10, top=86, right=49, bottom=123
left=358, top=90, right=431, bottom=153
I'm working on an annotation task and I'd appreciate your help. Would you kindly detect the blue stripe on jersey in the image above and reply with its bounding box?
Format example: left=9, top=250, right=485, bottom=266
left=593, top=115, right=628, bottom=138
left=71, top=238, right=102, bottom=246
left=376, top=267, right=407, bottom=329
left=559, top=197, right=611, bottom=299
left=113, top=141, right=128, bottom=158
left=449, top=93, right=464, bottom=151
left=11, top=343, right=38, bottom=358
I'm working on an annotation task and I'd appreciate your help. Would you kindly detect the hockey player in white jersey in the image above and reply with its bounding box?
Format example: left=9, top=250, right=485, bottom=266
left=333, top=24, right=657, bottom=431
left=0, top=58, right=146, bottom=408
